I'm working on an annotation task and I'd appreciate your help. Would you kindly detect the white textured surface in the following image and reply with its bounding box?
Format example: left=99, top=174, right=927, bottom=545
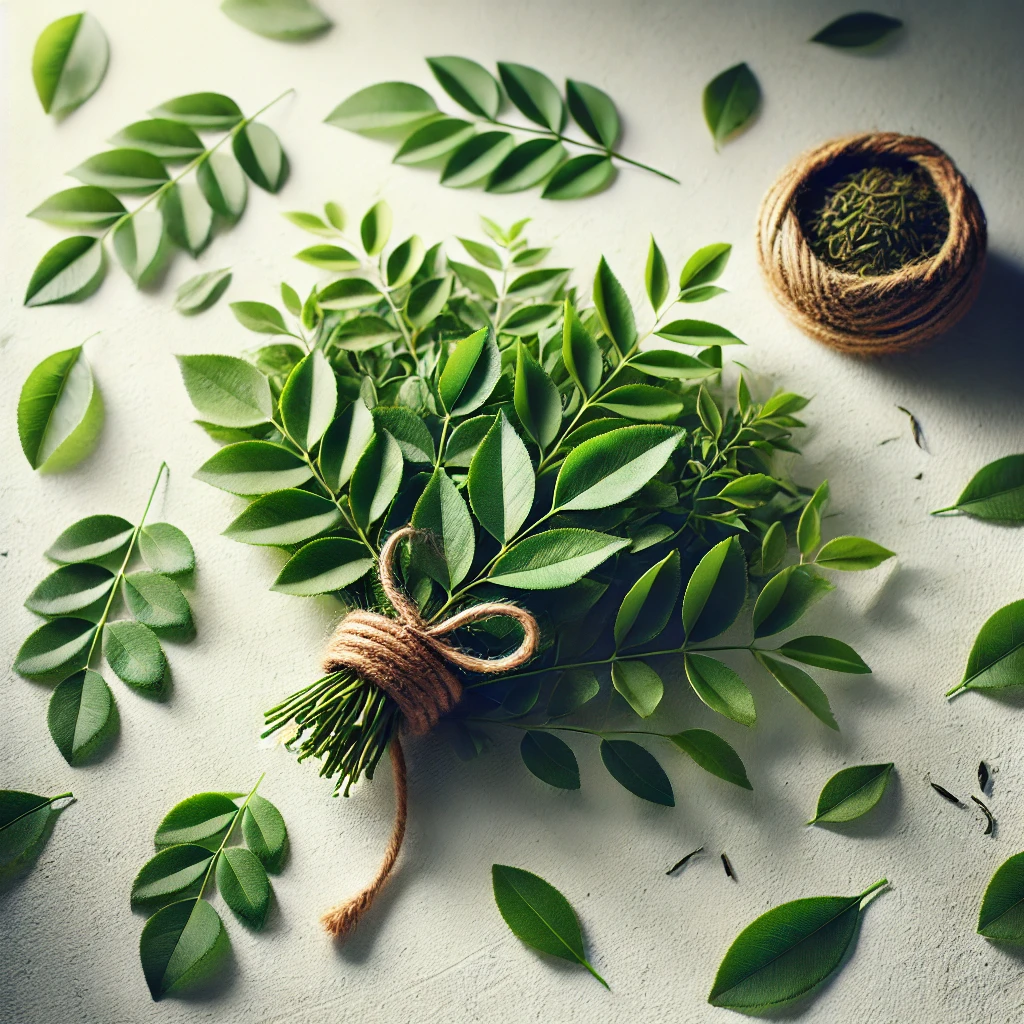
left=3, top=1, right=1024, bottom=1021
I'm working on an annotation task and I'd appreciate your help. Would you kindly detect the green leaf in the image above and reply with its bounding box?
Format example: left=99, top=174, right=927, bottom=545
left=615, top=550, right=681, bottom=649
left=444, top=415, right=493, bottom=468
left=644, top=236, right=669, bottom=311
left=715, top=474, right=779, bottom=510
left=326, top=82, right=438, bottom=133
left=272, top=537, right=373, bottom=596
left=951, top=599, right=1024, bottom=695
left=110, top=209, right=165, bottom=285
left=442, top=132, right=516, bottom=187
left=520, top=732, right=580, bottom=790
left=405, top=275, right=453, bottom=326
left=359, top=200, right=392, bottom=257
left=174, top=268, right=233, bottom=315
left=280, top=350, right=337, bottom=450
left=708, top=881, right=886, bottom=1009
left=612, top=659, right=663, bottom=718
left=934, top=455, right=1024, bottom=523
left=490, top=529, right=629, bottom=590
left=600, top=739, right=674, bottom=806
left=17, top=345, right=103, bottom=473
left=104, top=620, right=166, bottom=689
left=139, top=524, right=195, bottom=577
left=670, top=729, right=751, bottom=789
left=497, top=62, right=565, bottom=132
left=797, top=480, right=830, bottom=557
left=592, top=257, right=636, bottom=354
left=178, top=354, right=272, bottom=427
left=684, top=653, right=756, bottom=727
left=161, top=183, right=213, bottom=256
left=350, top=430, right=404, bottom=529
left=140, top=898, right=228, bottom=1001
left=753, top=565, right=834, bottom=638
left=321, top=399, right=374, bottom=490
left=225, top=489, right=342, bottom=546
left=195, top=441, right=310, bottom=496
left=562, top=300, right=602, bottom=396
left=46, top=514, right=134, bottom=564
left=395, top=118, right=476, bottom=164
left=775, top=636, right=870, bottom=674
left=47, top=669, right=114, bottom=765
left=594, top=384, right=683, bottom=422
left=438, top=327, right=500, bottom=415
left=373, top=407, right=435, bottom=464
left=32, top=13, right=109, bottom=116
left=815, top=536, right=895, bottom=571
left=25, top=563, right=114, bottom=616
left=703, top=63, right=760, bottom=148
left=566, top=79, right=620, bottom=149
left=468, top=411, right=534, bottom=543
left=131, top=845, right=212, bottom=908
left=759, top=521, right=787, bottom=574
left=697, top=385, right=723, bottom=439
left=513, top=246, right=550, bottom=267
left=979, top=852, right=1024, bottom=943
left=541, top=154, right=615, bottom=200
left=487, top=139, right=566, bottom=194
left=411, top=469, right=475, bottom=590
left=0, top=791, right=69, bottom=879
left=123, top=572, right=192, bottom=630
left=283, top=210, right=334, bottom=235
left=555, top=425, right=681, bottom=511
left=216, top=846, right=270, bottom=927
left=655, top=319, right=741, bottom=346
left=386, top=235, right=425, bottom=287
left=221, top=0, right=332, bottom=40
left=450, top=259, right=498, bottom=300
left=427, top=56, right=500, bottom=119
left=318, top=278, right=383, bottom=311
left=69, top=148, right=168, bottom=194
left=811, top=12, right=903, bottom=48
left=501, top=302, right=561, bottom=336
left=514, top=343, right=561, bottom=450
left=110, top=119, right=204, bottom=161
left=492, top=864, right=606, bottom=986
left=28, top=186, right=125, bottom=229
left=233, top=123, right=288, bottom=192
left=755, top=652, right=838, bottom=730
left=25, top=235, right=105, bottom=307
left=14, top=617, right=94, bottom=679
left=809, top=763, right=893, bottom=824
left=459, top=237, right=503, bottom=269
left=682, top=537, right=747, bottom=641
left=330, top=315, right=402, bottom=352
left=631, top=349, right=718, bottom=381
left=151, top=92, right=243, bottom=130
left=678, top=244, right=732, bottom=292
left=156, top=793, right=240, bottom=848
left=548, top=669, right=600, bottom=718
left=241, top=794, right=288, bottom=870
left=197, top=152, right=248, bottom=220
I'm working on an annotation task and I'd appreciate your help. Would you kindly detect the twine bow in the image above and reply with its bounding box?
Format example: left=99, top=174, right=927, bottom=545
left=319, top=526, right=539, bottom=938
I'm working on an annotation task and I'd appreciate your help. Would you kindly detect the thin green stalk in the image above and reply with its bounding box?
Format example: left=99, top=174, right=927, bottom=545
left=0, top=792, right=74, bottom=832
left=195, top=774, right=264, bottom=902
left=858, top=878, right=889, bottom=902
left=435, top=414, right=452, bottom=469
left=85, top=461, right=167, bottom=667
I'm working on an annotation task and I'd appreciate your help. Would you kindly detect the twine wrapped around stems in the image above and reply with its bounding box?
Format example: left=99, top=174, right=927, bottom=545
left=756, top=132, right=987, bottom=355
left=319, top=527, right=539, bottom=939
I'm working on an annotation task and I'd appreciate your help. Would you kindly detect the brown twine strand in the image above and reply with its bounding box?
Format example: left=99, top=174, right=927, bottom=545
left=756, top=132, right=987, bottom=355
left=319, top=526, right=539, bottom=939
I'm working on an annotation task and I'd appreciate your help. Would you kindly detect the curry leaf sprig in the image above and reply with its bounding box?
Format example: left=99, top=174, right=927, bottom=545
left=134, top=777, right=288, bottom=1000
left=25, top=89, right=292, bottom=307
left=13, top=464, right=197, bottom=764
left=177, top=206, right=892, bottom=806
left=326, top=57, right=678, bottom=199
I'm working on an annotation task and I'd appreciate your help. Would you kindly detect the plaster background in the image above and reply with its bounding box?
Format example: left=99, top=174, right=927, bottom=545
left=2, top=1, right=1024, bottom=1021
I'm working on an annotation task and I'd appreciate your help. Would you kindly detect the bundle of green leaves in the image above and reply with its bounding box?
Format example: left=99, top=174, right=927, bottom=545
left=178, top=205, right=893, bottom=805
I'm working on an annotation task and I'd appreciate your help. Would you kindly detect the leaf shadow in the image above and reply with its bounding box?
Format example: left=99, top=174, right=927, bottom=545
left=811, top=768, right=902, bottom=839
left=0, top=799, right=73, bottom=896
left=961, top=687, right=1024, bottom=711
left=860, top=563, right=919, bottom=634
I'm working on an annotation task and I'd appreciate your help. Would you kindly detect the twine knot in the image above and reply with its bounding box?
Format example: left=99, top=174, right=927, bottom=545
left=320, top=526, right=539, bottom=939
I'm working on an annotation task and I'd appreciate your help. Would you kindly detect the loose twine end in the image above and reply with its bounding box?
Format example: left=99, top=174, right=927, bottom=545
left=318, top=526, right=539, bottom=939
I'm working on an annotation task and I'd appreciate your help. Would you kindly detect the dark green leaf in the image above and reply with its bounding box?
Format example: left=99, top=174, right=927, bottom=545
left=325, top=82, right=438, bottom=133
left=450, top=259, right=498, bottom=300
left=775, top=636, right=870, bottom=674
left=562, top=300, right=602, bottom=396
left=514, top=343, right=561, bottom=450
left=321, top=399, right=374, bottom=490
left=131, top=845, right=212, bottom=908
left=151, top=92, right=242, bottom=130
left=655, top=319, right=741, bottom=347
left=233, top=123, right=288, bottom=192
left=174, top=268, right=233, bottom=315
left=979, top=852, right=1024, bottom=943
left=753, top=565, right=834, bottom=638
left=155, top=792, right=239, bottom=848
left=69, top=148, right=168, bottom=194
left=760, top=521, right=787, bottom=574
left=444, top=415, right=493, bottom=468
left=615, top=550, right=680, bottom=649
left=140, top=898, right=227, bottom=1000
left=459, top=236, right=503, bottom=269
left=684, top=653, right=756, bottom=727
left=811, top=12, right=903, bottom=48
left=197, top=152, right=248, bottom=220
left=224, top=489, right=342, bottom=546
left=934, top=455, right=1024, bottom=523
left=410, top=469, right=475, bottom=590
left=32, top=13, right=109, bottom=115
left=612, top=659, right=663, bottom=718
left=318, top=278, right=383, bottom=311
left=438, top=327, right=500, bottom=415
left=360, top=199, right=392, bottom=256
left=497, top=63, right=565, bottom=132
left=490, top=529, right=629, bottom=590
left=427, top=56, right=500, bottom=119
left=280, top=349, right=337, bottom=450
left=28, top=186, right=125, bottom=229
left=349, top=430, right=404, bottom=529
left=594, top=384, right=683, bottom=422
left=442, top=132, right=515, bottom=187
left=487, top=139, right=566, bottom=194
left=241, top=794, right=288, bottom=870
left=160, top=183, right=213, bottom=256
left=469, top=411, right=534, bottom=543
left=815, top=536, right=895, bottom=571
left=46, top=514, right=133, bottom=564
left=809, top=763, right=893, bottom=824
left=405, top=275, right=453, bottom=326
left=331, top=315, right=402, bottom=351
left=216, top=846, right=270, bottom=927
left=548, top=669, right=600, bottom=717
left=25, top=235, right=105, bottom=307
left=0, top=791, right=68, bottom=879
left=123, top=572, right=192, bottom=630
left=631, top=349, right=718, bottom=382
left=592, top=257, right=636, bottom=354
left=520, top=732, right=580, bottom=790
left=670, top=729, right=752, bottom=789
left=797, top=480, right=830, bottom=557
left=950, top=600, right=1024, bottom=696
left=272, top=537, right=373, bottom=596
left=703, top=63, right=760, bottom=147
left=541, top=154, right=615, bottom=200
left=104, top=620, right=166, bottom=689
left=177, top=353, right=272, bottom=427
left=501, top=302, right=561, bottom=336
left=683, top=537, right=747, bottom=642
left=566, top=79, right=620, bottom=149
left=47, top=669, right=114, bottom=764
left=373, top=406, right=435, bottom=463
left=14, top=617, right=94, bottom=679
left=221, top=0, right=332, bottom=41
left=139, top=524, right=195, bottom=577
left=678, top=244, right=732, bottom=292
left=697, top=385, right=723, bottom=439
left=110, top=209, right=166, bottom=285
left=755, top=652, right=838, bottom=730
left=110, top=119, right=204, bottom=161
left=386, top=235, right=426, bottom=287
left=645, top=235, right=669, bottom=311
left=195, top=440, right=311, bottom=495
left=26, top=563, right=113, bottom=616
left=600, top=739, right=674, bottom=806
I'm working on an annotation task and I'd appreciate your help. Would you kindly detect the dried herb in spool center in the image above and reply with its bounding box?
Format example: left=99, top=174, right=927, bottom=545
left=799, top=160, right=950, bottom=276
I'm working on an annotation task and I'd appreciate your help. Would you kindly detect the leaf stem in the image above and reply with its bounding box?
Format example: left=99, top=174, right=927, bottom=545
left=195, top=774, right=265, bottom=903
left=85, top=461, right=167, bottom=667
left=858, top=878, right=889, bottom=902
left=944, top=681, right=968, bottom=699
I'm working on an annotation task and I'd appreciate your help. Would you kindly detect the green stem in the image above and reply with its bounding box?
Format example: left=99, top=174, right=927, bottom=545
left=85, top=462, right=167, bottom=668
left=0, top=792, right=74, bottom=833
left=858, top=878, right=889, bottom=902
left=945, top=681, right=967, bottom=699
left=435, top=414, right=451, bottom=469
left=196, top=774, right=264, bottom=902
left=101, top=88, right=295, bottom=241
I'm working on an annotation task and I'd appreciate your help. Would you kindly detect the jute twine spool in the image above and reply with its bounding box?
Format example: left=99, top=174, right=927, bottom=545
left=756, top=132, right=987, bottom=355
left=318, top=527, right=539, bottom=938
